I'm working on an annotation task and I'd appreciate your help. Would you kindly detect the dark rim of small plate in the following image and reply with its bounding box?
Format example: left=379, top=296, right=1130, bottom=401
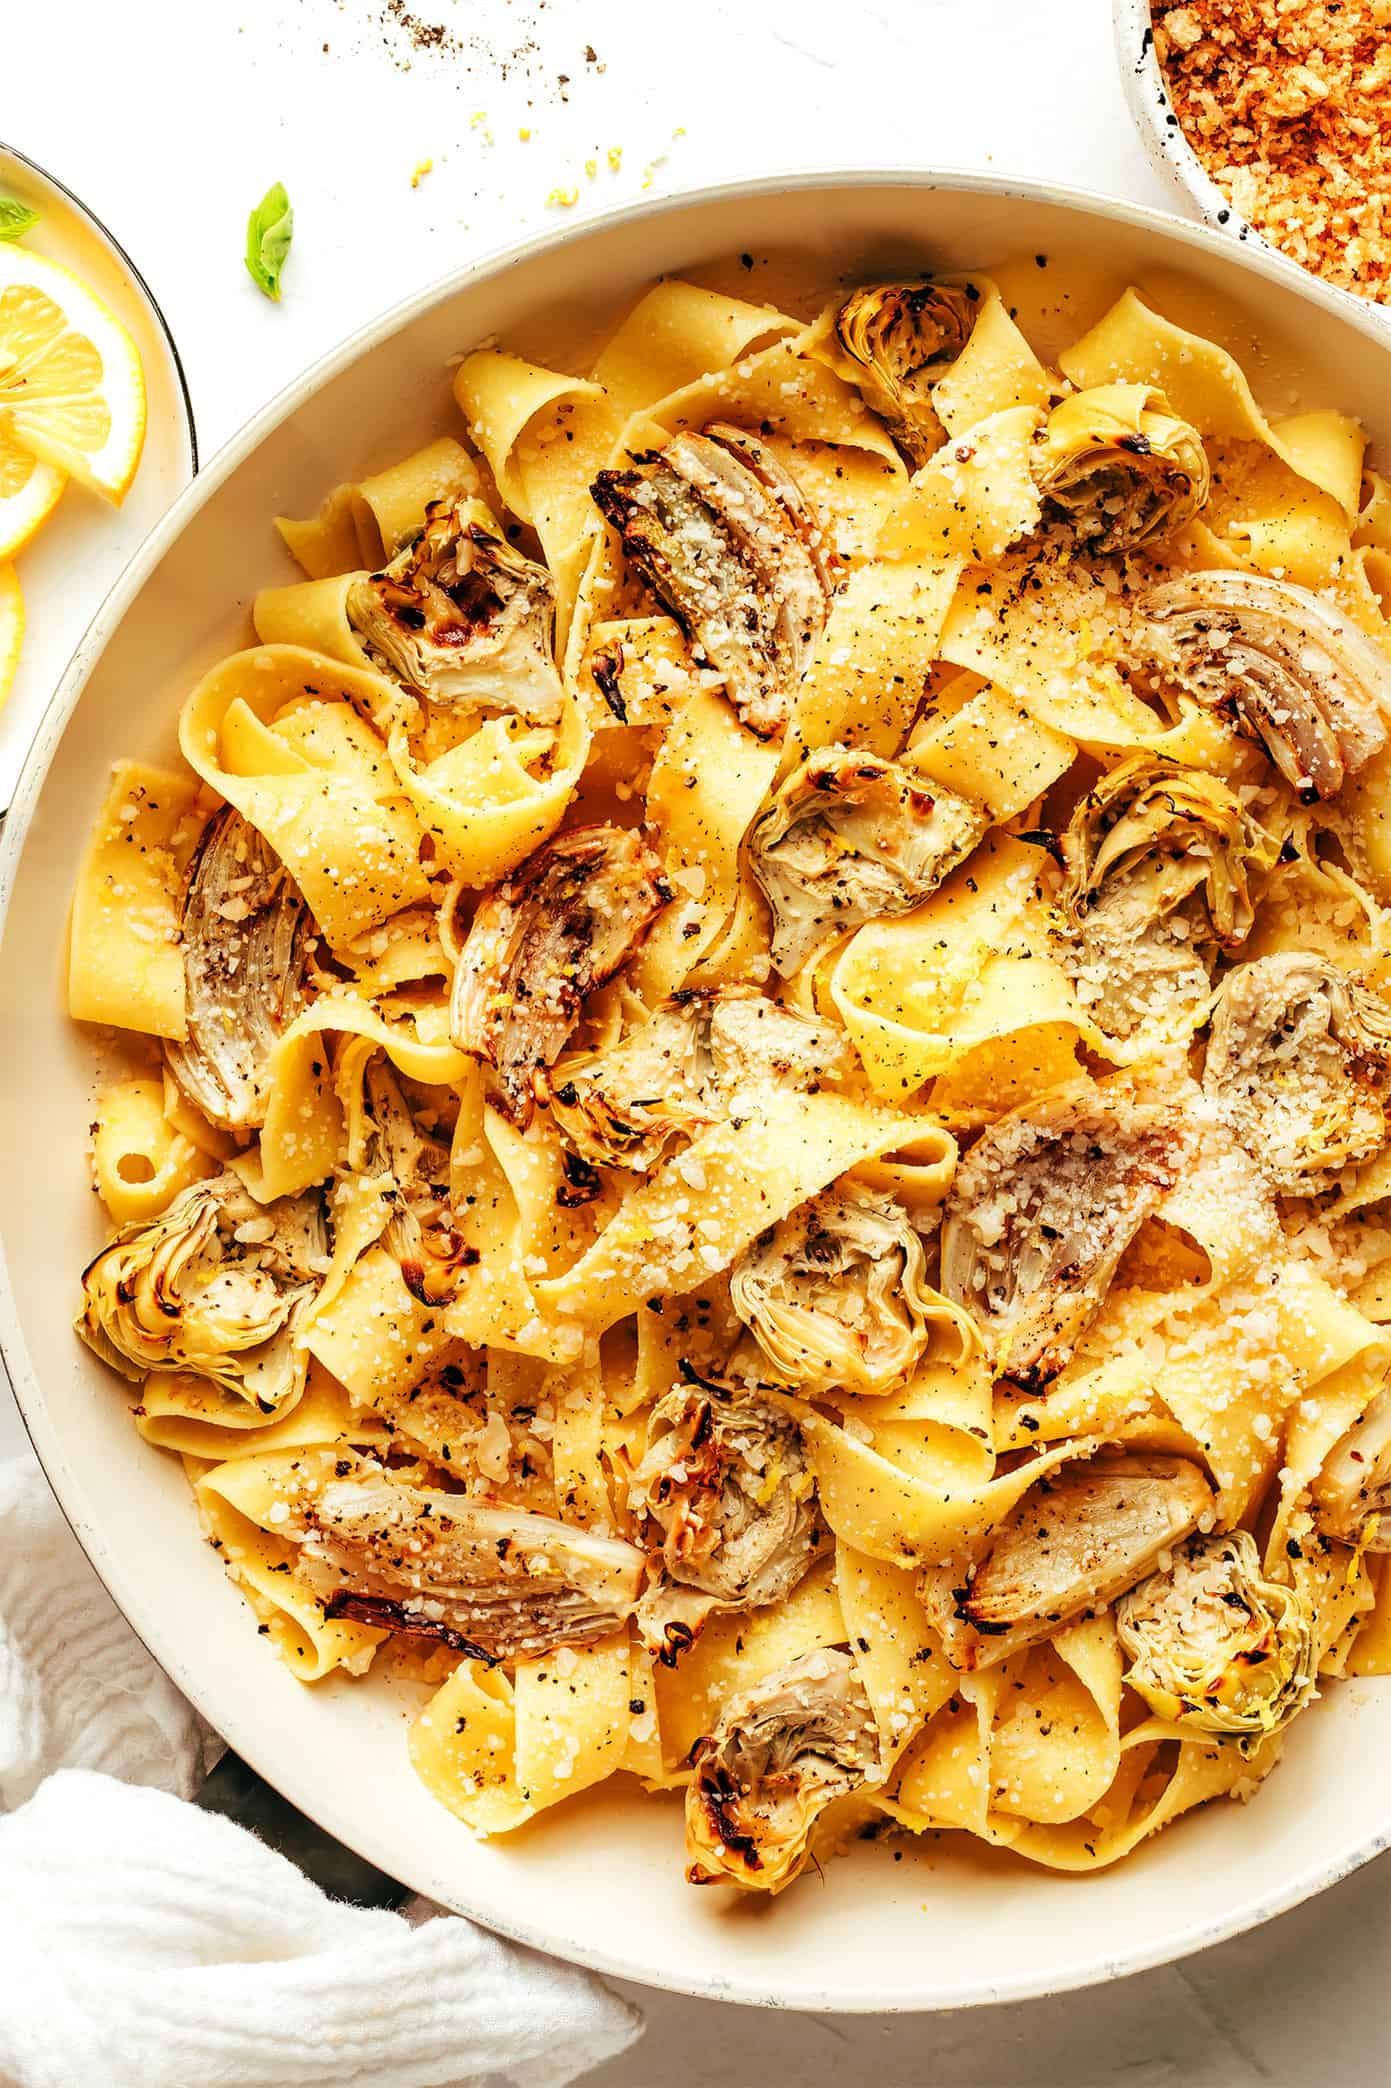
left=0, top=137, right=199, bottom=472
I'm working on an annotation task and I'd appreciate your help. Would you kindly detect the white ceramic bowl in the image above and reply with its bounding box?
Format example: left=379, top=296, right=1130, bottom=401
left=1114, top=0, right=1390, bottom=328
left=2, top=172, right=1389, bottom=2014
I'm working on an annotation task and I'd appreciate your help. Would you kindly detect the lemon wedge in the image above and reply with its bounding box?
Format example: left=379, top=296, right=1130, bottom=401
left=0, top=562, right=23, bottom=714
left=0, top=417, right=64, bottom=558
left=0, top=246, right=146, bottom=504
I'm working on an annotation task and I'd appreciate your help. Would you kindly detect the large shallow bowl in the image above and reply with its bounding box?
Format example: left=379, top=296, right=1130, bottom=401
left=2, top=172, right=1389, bottom=2014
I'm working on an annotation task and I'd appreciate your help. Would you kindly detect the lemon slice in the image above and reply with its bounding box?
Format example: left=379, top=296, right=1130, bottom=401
left=0, top=562, right=23, bottom=714
left=0, top=417, right=64, bottom=558
left=0, top=246, right=146, bottom=505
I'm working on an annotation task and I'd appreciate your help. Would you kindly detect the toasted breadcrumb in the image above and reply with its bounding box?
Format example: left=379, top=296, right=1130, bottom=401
left=1153, top=0, right=1390, bottom=303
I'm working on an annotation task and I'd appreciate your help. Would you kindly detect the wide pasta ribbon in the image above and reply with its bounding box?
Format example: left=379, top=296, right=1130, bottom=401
left=625, top=686, right=780, bottom=1003
left=195, top=1454, right=388, bottom=1681
left=830, top=834, right=1101, bottom=1109
left=458, top=282, right=799, bottom=637
left=246, top=580, right=593, bottom=891
left=537, top=1090, right=918, bottom=1333
left=68, top=761, right=205, bottom=1040
left=413, top=1632, right=669, bottom=1833
left=179, top=646, right=430, bottom=950
left=88, top=1076, right=215, bottom=1223
left=1059, top=288, right=1365, bottom=519
left=275, top=436, right=480, bottom=579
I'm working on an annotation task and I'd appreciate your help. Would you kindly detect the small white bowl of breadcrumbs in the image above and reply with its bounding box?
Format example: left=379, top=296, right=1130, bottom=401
left=1116, top=0, right=1391, bottom=313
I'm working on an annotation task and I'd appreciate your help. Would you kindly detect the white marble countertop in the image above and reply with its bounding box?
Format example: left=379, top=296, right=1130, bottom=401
left=2, top=0, right=1388, bottom=2078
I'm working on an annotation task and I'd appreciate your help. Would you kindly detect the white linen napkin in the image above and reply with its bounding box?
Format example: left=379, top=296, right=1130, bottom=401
left=0, top=1454, right=643, bottom=2088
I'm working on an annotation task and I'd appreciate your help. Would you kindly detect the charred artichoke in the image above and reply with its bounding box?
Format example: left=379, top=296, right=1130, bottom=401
left=1033, top=383, right=1210, bottom=556
left=77, top=1172, right=326, bottom=1406
left=1117, top=1531, right=1317, bottom=1753
left=357, top=1057, right=471, bottom=1303
left=686, top=1647, right=879, bottom=1890
left=939, top=1087, right=1182, bottom=1388
left=730, top=1185, right=944, bottom=1395
left=346, top=497, right=564, bottom=722
left=285, top=1448, right=646, bottom=1660
left=634, top=1372, right=823, bottom=1659
left=1314, top=1380, right=1391, bottom=1549
left=1059, top=755, right=1277, bottom=1048
left=591, top=423, right=836, bottom=741
left=544, top=985, right=849, bottom=1173
left=165, top=808, right=314, bottom=1131
left=920, top=1453, right=1215, bottom=1671
left=450, top=824, right=670, bottom=1125
left=834, top=279, right=981, bottom=465
left=748, top=745, right=987, bottom=976
left=1203, top=954, right=1391, bottom=1195
left=1139, top=572, right=1391, bottom=801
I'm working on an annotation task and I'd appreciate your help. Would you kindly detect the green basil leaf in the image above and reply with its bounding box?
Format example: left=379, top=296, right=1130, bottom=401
left=244, top=181, right=293, bottom=302
left=0, top=195, right=40, bottom=241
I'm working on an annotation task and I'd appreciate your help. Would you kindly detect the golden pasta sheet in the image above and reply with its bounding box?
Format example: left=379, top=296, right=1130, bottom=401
left=68, top=762, right=204, bottom=1039
left=180, top=647, right=430, bottom=949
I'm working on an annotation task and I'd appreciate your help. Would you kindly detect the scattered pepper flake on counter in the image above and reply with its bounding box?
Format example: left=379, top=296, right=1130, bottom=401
left=384, top=0, right=460, bottom=58
left=1152, top=0, right=1390, bottom=303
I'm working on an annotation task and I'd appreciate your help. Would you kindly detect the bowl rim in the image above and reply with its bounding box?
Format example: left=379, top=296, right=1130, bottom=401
left=1112, top=0, right=1391, bottom=327
left=2, top=164, right=1390, bottom=2012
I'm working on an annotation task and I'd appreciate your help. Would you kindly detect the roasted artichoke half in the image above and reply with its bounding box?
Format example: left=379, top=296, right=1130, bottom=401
left=1033, top=384, right=1210, bottom=556
left=1059, top=755, right=1277, bottom=1047
left=634, top=1371, right=823, bottom=1661
left=834, top=279, right=982, bottom=465
left=1117, top=1531, right=1318, bottom=1753
left=1203, top=953, right=1391, bottom=1195
left=939, top=1087, right=1182, bottom=1388
left=451, top=824, right=670, bottom=1125
left=730, top=1184, right=944, bottom=1396
left=1314, top=1379, right=1391, bottom=1549
left=920, top=1452, right=1215, bottom=1671
left=1139, top=572, right=1391, bottom=801
left=358, top=1057, right=471, bottom=1304
left=591, top=423, right=836, bottom=741
left=286, top=1448, right=647, bottom=1660
left=166, top=807, right=314, bottom=1132
left=686, top=1647, right=880, bottom=1891
left=77, top=1172, right=326, bottom=1407
left=748, top=745, right=988, bottom=977
left=544, top=985, right=849, bottom=1174
left=346, top=497, right=564, bottom=723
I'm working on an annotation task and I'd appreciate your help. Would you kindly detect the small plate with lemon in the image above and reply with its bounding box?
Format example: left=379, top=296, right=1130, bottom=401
left=0, top=142, right=196, bottom=809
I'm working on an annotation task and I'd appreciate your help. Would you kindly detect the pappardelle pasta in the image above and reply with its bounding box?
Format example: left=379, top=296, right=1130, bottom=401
left=69, top=256, right=1391, bottom=1896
